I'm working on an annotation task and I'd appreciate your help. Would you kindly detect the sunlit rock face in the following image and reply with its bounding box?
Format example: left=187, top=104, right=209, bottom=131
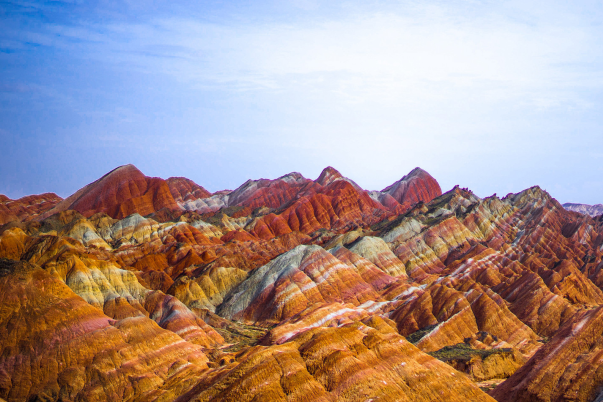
left=187, top=321, right=495, bottom=402
left=218, top=245, right=389, bottom=323
left=348, top=236, right=408, bottom=277
left=381, top=167, right=442, bottom=205
left=2, top=164, right=603, bottom=401
left=369, top=167, right=443, bottom=212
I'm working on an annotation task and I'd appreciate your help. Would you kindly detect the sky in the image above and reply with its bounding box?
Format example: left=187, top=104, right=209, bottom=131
left=1, top=0, right=602, bottom=204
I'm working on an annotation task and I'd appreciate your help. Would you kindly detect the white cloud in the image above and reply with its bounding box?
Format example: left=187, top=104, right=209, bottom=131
left=30, top=2, right=600, bottom=110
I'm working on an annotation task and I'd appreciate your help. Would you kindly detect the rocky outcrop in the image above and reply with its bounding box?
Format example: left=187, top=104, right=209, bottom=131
left=186, top=319, right=494, bottom=402
left=348, top=236, right=408, bottom=277
left=218, top=245, right=388, bottom=323
left=167, top=266, right=248, bottom=312
left=315, top=166, right=362, bottom=190
left=370, top=167, right=442, bottom=212
left=429, top=341, right=526, bottom=382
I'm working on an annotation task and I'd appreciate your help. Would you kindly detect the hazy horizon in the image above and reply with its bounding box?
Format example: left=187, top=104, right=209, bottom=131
left=1, top=0, right=602, bottom=204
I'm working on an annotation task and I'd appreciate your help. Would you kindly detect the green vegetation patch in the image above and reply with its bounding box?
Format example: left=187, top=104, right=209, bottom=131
left=428, top=343, right=512, bottom=363
left=406, top=324, right=437, bottom=344
left=214, top=322, right=272, bottom=353
left=420, top=215, right=446, bottom=227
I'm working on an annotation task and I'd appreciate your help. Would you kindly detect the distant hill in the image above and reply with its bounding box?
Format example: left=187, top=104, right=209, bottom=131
left=563, top=202, right=603, bottom=217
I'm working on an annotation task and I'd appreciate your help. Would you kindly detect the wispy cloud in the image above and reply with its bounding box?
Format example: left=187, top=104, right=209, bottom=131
left=12, top=2, right=602, bottom=108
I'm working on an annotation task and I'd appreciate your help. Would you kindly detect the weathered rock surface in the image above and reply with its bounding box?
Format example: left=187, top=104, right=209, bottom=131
left=218, top=245, right=389, bottom=323
left=2, top=165, right=603, bottom=401
left=492, top=306, right=603, bottom=402
left=185, top=320, right=494, bottom=402
left=428, top=341, right=526, bottom=382
left=348, top=236, right=408, bottom=277
left=370, top=167, right=442, bottom=212
left=0, top=259, right=209, bottom=402
left=166, top=177, right=212, bottom=206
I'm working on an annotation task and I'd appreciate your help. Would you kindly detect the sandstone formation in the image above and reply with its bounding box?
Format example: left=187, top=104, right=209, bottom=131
left=492, top=306, right=603, bottom=402
left=0, top=259, right=210, bottom=402
left=429, top=341, right=526, bottom=382
left=1, top=164, right=602, bottom=401
left=185, top=321, right=494, bottom=402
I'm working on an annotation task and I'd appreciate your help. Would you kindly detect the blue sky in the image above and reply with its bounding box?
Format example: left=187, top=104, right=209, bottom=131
left=1, top=0, right=602, bottom=204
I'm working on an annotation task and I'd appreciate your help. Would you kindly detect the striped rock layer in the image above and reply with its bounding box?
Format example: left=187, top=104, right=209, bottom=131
left=0, top=164, right=602, bottom=401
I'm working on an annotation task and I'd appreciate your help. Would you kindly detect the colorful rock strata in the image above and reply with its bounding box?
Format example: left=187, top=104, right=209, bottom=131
left=0, top=164, right=602, bottom=401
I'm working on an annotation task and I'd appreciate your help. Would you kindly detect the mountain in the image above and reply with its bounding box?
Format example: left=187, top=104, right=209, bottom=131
left=563, top=202, right=603, bottom=217
left=369, top=167, right=442, bottom=212
left=39, top=164, right=181, bottom=220
left=1, top=164, right=603, bottom=401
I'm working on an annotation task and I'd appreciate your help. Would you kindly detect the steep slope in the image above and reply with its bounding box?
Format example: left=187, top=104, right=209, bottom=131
left=185, top=321, right=494, bottom=402
left=3, top=164, right=603, bottom=401
left=178, top=166, right=440, bottom=218
left=315, top=166, right=362, bottom=189
left=0, top=259, right=209, bottom=402
left=218, top=245, right=390, bottom=323
left=491, top=306, right=603, bottom=402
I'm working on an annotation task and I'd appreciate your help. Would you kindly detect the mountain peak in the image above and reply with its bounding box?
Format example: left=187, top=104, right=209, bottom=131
left=276, top=172, right=306, bottom=184
left=316, top=166, right=344, bottom=186
left=106, top=163, right=143, bottom=176
left=407, top=167, right=429, bottom=177
left=380, top=167, right=442, bottom=206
